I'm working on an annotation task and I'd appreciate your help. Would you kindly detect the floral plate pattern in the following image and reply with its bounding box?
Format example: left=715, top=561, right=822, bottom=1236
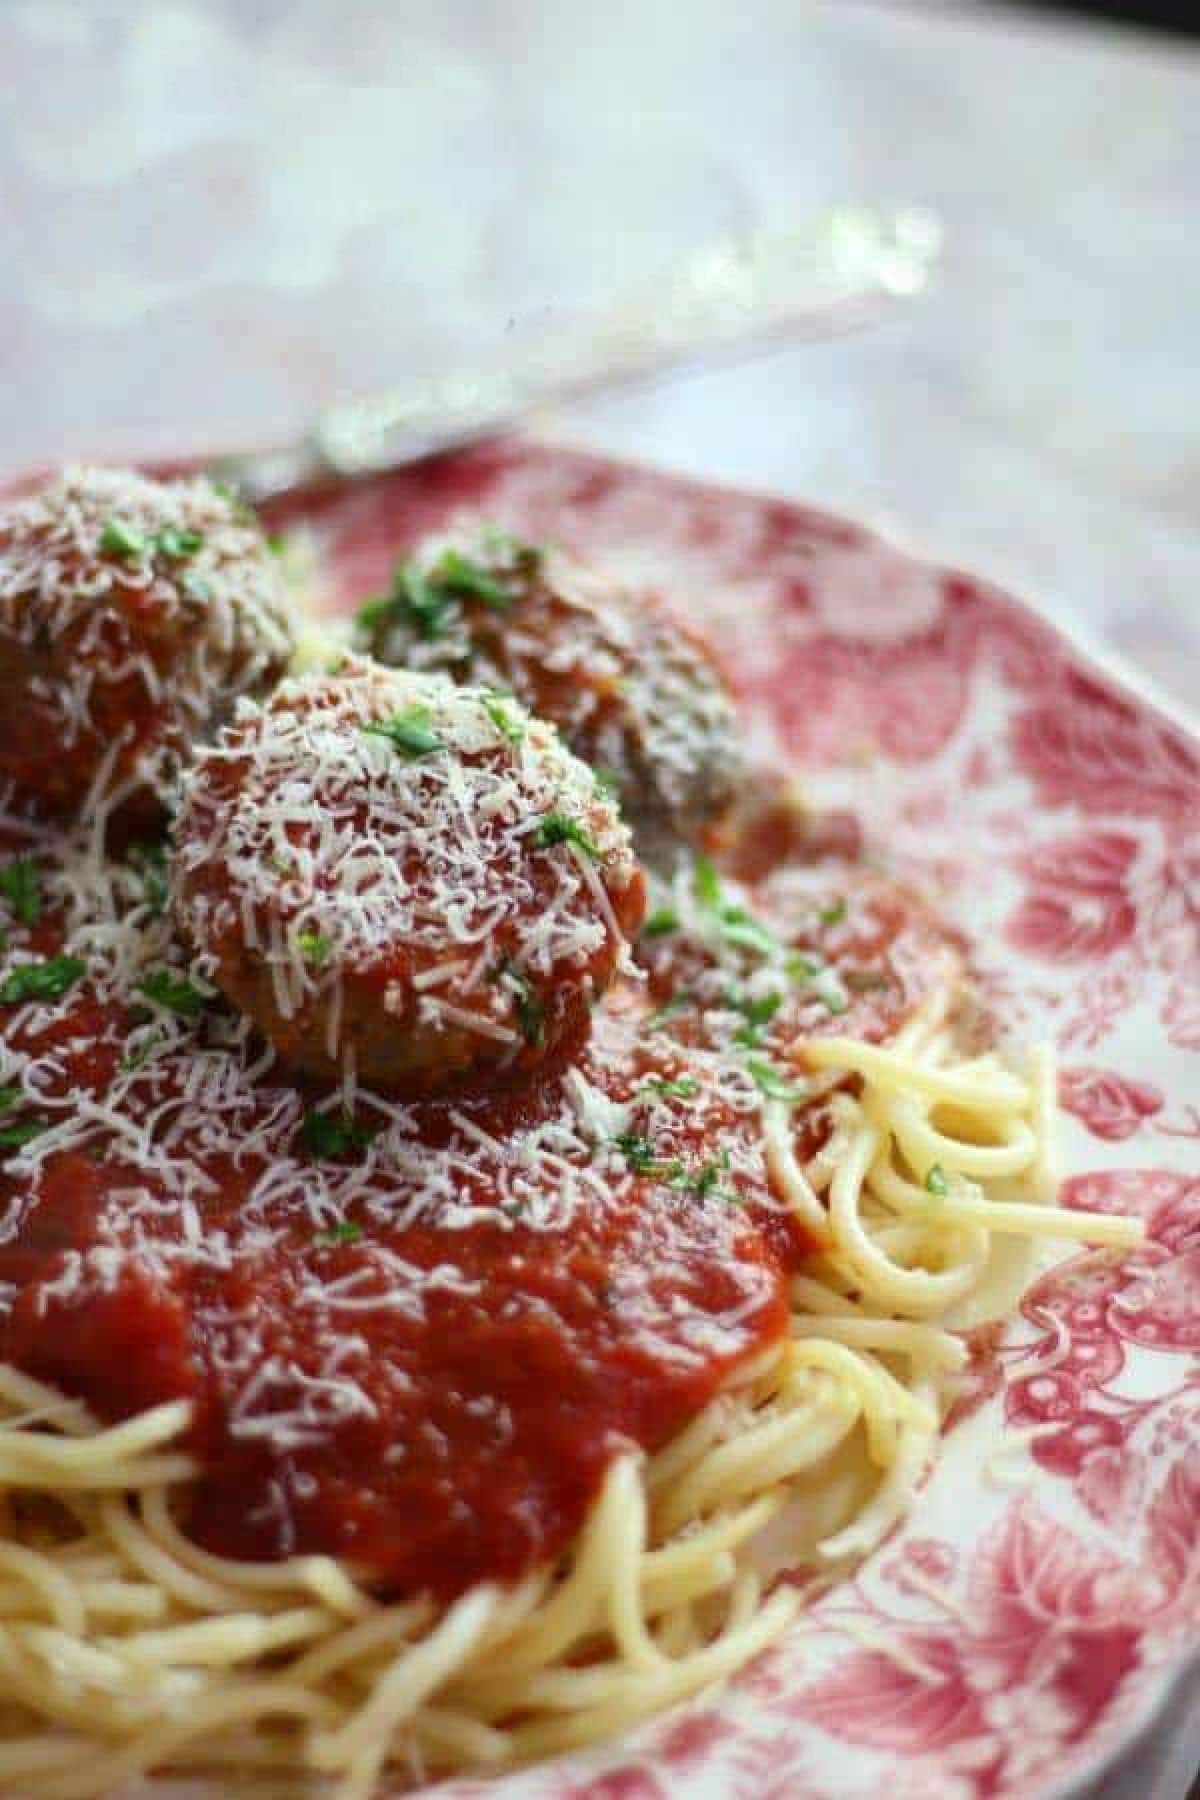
left=9, top=437, right=1183, bottom=1800
left=264, top=439, right=1200, bottom=1800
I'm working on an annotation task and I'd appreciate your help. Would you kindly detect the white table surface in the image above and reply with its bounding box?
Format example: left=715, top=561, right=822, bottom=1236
left=0, top=1, right=1196, bottom=1792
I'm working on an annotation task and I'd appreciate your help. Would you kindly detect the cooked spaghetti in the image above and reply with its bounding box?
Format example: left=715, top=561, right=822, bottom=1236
left=0, top=479, right=1141, bottom=1800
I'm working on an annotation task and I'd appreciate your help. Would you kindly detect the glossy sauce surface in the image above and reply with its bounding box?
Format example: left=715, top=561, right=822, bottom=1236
left=0, top=828, right=952, bottom=1600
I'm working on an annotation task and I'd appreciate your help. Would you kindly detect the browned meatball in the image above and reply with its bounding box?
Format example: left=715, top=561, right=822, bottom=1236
left=353, top=523, right=743, bottom=867
left=171, top=657, right=645, bottom=1096
left=0, top=466, right=294, bottom=833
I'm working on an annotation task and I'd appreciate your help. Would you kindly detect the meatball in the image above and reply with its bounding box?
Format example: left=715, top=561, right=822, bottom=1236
left=353, top=523, right=743, bottom=867
left=0, top=465, right=294, bottom=832
left=171, top=657, right=645, bottom=1095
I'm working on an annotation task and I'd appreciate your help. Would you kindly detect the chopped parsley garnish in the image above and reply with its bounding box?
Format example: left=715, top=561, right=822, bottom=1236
left=315, top=1220, right=364, bottom=1247
left=494, top=959, right=544, bottom=1047
left=613, top=1133, right=738, bottom=1202
left=484, top=692, right=526, bottom=745
left=153, top=527, right=203, bottom=561
left=692, top=856, right=779, bottom=958
left=534, top=813, right=601, bottom=859
left=0, top=1118, right=48, bottom=1149
left=100, top=517, right=147, bottom=559
left=641, top=1074, right=699, bottom=1100
left=747, top=1058, right=809, bottom=1105
left=643, top=907, right=679, bottom=938
left=592, top=766, right=622, bottom=801
left=297, top=929, right=332, bottom=966
left=0, top=859, right=42, bottom=927
left=925, top=1163, right=949, bottom=1198
left=0, top=1076, right=40, bottom=1136
left=673, top=1156, right=738, bottom=1202
left=99, top=520, right=202, bottom=563
left=647, top=990, right=693, bottom=1027
left=120, top=1034, right=162, bottom=1072
left=785, top=950, right=849, bottom=1013
left=363, top=703, right=445, bottom=759
left=266, top=532, right=286, bottom=556
left=427, top=547, right=515, bottom=609
left=357, top=562, right=454, bottom=644
left=819, top=896, right=848, bottom=928
left=692, top=856, right=721, bottom=907
left=614, top=1132, right=664, bottom=1175
left=129, top=841, right=169, bottom=916
left=138, top=969, right=208, bottom=1019
left=729, top=990, right=782, bottom=1047
left=0, top=956, right=85, bottom=1006
left=357, top=532, right=541, bottom=645
left=302, top=1110, right=378, bottom=1159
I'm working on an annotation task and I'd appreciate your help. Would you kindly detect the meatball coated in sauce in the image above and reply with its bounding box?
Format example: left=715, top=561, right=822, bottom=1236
left=0, top=466, right=294, bottom=833
left=171, top=658, right=645, bottom=1095
left=354, top=523, right=744, bottom=868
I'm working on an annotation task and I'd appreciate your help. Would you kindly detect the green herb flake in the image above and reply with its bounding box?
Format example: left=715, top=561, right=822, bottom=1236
left=925, top=1163, right=949, bottom=1198
left=729, top=990, right=783, bottom=1047
left=692, top=856, right=722, bottom=908
left=484, top=692, right=526, bottom=745
left=692, top=856, right=781, bottom=959
left=0, top=956, right=86, bottom=1007
left=363, top=703, right=445, bottom=760
left=129, top=841, right=169, bottom=917
left=0, top=1117, right=48, bottom=1150
left=647, top=990, right=693, bottom=1028
left=670, top=1152, right=739, bottom=1204
left=0, top=860, right=42, bottom=928
left=99, top=517, right=147, bottom=559
left=120, top=1035, right=162, bottom=1073
left=302, top=1110, right=378, bottom=1160
left=642, top=907, right=679, bottom=939
left=614, top=1132, right=665, bottom=1176
left=429, top=548, right=515, bottom=610
left=138, top=969, right=208, bottom=1019
left=493, top=959, right=545, bottom=1047
left=819, top=897, right=848, bottom=928
left=747, top=1057, right=809, bottom=1105
left=716, top=905, right=778, bottom=958
left=641, top=1074, right=699, bottom=1101
left=357, top=561, right=453, bottom=644
left=297, top=930, right=333, bottom=967
left=315, top=1220, right=364, bottom=1247
left=0, top=1086, right=21, bottom=1113
left=534, top=813, right=601, bottom=860
left=153, top=527, right=203, bottom=561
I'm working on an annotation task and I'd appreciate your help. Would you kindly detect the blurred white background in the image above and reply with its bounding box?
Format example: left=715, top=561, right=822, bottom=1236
left=1, top=0, right=1197, bottom=713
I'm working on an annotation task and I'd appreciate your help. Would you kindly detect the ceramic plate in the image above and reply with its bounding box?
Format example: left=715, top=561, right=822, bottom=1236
left=19, top=440, right=1200, bottom=1800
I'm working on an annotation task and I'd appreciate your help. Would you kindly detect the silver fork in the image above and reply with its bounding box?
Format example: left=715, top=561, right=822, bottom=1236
left=217, top=206, right=941, bottom=507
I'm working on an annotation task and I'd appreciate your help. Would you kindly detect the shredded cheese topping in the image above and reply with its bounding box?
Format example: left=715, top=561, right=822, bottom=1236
left=0, top=465, right=294, bottom=808
left=172, top=658, right=641, bottom=1081
left=356, top=520, right=744, bottom=861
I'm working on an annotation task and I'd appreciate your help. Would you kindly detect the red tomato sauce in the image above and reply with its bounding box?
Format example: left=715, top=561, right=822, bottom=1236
left=0, top=819, right=956, bottom=1602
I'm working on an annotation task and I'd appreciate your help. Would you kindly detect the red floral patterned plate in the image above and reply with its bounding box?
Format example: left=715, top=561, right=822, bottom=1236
left=25, top=441, right=1200, bottom=1799
left=265, top=439, right=1200, bottom=1800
